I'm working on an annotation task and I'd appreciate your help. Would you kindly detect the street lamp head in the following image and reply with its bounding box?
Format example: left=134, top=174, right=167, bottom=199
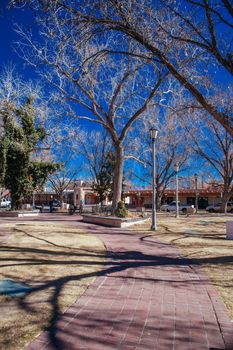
left=194, top=173, right=198, bottom=181
left=173, top=162, right=179, bottom=172
left=149, top=127, right=158, bottom=140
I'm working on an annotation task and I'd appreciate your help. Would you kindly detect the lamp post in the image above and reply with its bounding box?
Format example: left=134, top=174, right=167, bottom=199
left=73, top=182, right=77, bottom=208
left=194, top=173, right=198, bottom=213
left=32, top=190, right=35, bottom=210
left=149, top=127, right=158, bottom=231
left=174, top=163, right=179, bottom=218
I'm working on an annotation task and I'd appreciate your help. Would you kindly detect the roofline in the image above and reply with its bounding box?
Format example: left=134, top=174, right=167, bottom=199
left=125, top=188, right=224, bottom=196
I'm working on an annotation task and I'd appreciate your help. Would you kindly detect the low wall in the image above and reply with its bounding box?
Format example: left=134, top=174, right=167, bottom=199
left=82, top=214, right=149, bottom=228
left=0, top=211, right=40, bottom=217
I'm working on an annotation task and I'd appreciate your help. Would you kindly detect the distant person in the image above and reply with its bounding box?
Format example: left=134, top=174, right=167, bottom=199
left=49, top=197, right=54, bottom=213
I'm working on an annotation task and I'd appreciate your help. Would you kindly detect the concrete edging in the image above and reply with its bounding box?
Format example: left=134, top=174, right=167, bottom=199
left=82, top=214, right=149, bottom=227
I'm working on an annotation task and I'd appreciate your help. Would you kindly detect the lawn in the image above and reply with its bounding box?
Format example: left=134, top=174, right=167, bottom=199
left=0, top=222, right=106, bottom=350
left=132, top=214, right=233, bottom=320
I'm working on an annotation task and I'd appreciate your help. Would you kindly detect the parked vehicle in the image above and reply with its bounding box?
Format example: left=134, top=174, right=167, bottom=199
left=161, top=201, right=194, bottom=214
left=0, top=198, right=11, bottom=208
left=52, top=199, right=61, bottom=207
left=206, top=202, right=233, bottom=213
left=35, top=199, right=61, bottom=211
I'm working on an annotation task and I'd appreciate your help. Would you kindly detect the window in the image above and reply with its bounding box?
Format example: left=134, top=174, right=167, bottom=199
left=166, top=197, right=173, bottom=203
left=187, top=197, right=195, bottom=205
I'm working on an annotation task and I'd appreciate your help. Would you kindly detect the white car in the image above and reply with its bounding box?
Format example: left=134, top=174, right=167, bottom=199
left=161, top=201, right=194, bottom=214
left=0, top=198, right=11, bottom=208
left=161, top=201, right=180, bottom=211
left=206, top=202, right=233, bottom=213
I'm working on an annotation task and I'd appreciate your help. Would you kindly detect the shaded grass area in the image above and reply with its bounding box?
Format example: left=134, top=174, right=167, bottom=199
left=0, top=223, right=106, bottom=350
left=132, top=214, right=233, bottom=320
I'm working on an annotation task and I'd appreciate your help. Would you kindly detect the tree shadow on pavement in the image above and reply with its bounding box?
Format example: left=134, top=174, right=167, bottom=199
left=1, top=234, right=233, bottom=350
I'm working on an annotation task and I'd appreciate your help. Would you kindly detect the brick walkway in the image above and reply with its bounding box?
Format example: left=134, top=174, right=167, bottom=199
left=1, top=215, right=233, bottom=349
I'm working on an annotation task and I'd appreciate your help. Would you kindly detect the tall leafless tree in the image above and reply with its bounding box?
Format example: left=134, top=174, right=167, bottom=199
left=47, top=152, right=80, bottom=206
left=128, top=110, right=192, bottom=208
left=11, top=0, right=232, bottom=135
left=11, top=19, right=168, bottom=210
left=76, top=130, right=112, bottom=181
left=76, top=130, right=114, bottom=206
left=161, top=0, right=233, bottom=76
left=183, top=95, right=233, bottom=212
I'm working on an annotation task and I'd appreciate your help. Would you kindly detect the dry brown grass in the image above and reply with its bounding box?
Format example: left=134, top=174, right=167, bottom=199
left=132, top=214, right=233, bottom=320
left=0, top=222, right=106, bottom=350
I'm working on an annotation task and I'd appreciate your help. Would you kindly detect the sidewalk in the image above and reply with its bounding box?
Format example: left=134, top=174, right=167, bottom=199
left=7, top=216, right=233, bottom=349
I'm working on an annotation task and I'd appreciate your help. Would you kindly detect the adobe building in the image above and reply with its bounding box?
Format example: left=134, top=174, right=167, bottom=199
left=25, top=181, right=228, bottom=210
left=125, top=184, right=226, bottom=209
left=73, top=180, right=97, bottom=205
left=30, top=180, right=103, bottom=206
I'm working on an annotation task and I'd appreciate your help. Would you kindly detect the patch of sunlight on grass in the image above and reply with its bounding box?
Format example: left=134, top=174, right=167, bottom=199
left=0, top=223, right=106, bottom=350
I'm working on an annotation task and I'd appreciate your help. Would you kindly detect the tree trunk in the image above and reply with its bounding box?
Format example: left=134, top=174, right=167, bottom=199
left=220, top=191, right=231, bottom=213
left=100, top=192, right=104, bottom=209
left=58, top=192, right=64, bottom=208
left=157, top=192, right=162, bottom=211
left=112, top=145, right=124, bottom=213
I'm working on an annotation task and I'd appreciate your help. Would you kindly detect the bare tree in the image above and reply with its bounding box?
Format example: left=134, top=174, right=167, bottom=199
left=11, top=19, right=168, bottom=210
left=0, top=66, right=46, bottom=130
left=76, top=130, right=114, bottom=206
left=160, top=0, right=233, bottom=76
left=47, top=153, right=80, bottom=206
left=12, top=0, right=232, bottom=135
left=75, top=130, right=111, bottom=179
left=128, top=110, right=192, bottom=208
left=35, top=118, right=83, bottom=205
left=184, top=98, right=233, bottom=212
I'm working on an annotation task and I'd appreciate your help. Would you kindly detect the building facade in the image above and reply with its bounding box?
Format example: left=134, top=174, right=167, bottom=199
left=125, top=184, right=226, bottom=209
left=26, top=181, right=228, bottom=210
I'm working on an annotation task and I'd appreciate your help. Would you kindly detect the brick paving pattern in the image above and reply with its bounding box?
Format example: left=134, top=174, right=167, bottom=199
left=0, top=215, right=232, bottom=349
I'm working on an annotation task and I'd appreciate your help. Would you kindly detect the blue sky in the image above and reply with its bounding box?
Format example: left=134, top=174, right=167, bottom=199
left=0, top=1, right=231, bottom=187
left=0, top=1, right=37, bottom=78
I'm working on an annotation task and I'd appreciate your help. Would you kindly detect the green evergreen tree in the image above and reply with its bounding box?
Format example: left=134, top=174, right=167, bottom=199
left=115, top=201, right=128, bottom=218
left=0, top=98, right=58, bottom=209
left=91, top=150, right=115, bottom=207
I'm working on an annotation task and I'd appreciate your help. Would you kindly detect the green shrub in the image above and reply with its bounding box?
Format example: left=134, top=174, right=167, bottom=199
left=115, top=201, right=128, bottom=218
